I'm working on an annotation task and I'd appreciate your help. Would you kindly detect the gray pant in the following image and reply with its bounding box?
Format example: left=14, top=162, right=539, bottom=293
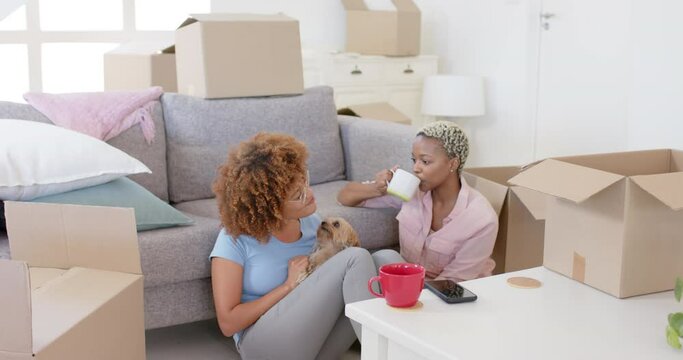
left=237, top=247, right=379, bottom=360
left=370, top=249, right=405, bottom=270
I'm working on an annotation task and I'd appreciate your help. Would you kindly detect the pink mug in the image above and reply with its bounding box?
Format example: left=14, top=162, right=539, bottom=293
left=368, top=263, right=425, bottom=307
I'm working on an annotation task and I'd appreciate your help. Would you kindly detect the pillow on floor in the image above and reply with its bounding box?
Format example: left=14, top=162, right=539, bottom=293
left=32, top=177, right=193, bottom=231
left=0, top=119, right=151, bottom=201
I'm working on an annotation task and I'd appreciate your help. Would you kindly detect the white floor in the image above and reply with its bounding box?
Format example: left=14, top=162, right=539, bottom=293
left=145, top=319, right=361, bottom=360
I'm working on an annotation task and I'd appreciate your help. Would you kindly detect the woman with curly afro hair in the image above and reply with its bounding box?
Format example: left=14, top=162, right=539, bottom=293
left=338, top=121, right=498, bottom=283
left=209, top=132, right=377, bottom=360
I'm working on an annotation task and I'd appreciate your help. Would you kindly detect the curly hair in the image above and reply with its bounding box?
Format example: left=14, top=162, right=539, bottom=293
left=417, top=120, right=469, bottom=173
left=212, top=132, right=309, bottom=242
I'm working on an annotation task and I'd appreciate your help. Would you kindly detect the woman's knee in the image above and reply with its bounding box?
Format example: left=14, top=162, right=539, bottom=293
left=340, top=246, right=372, bottom=263
left=371, top=249, right=403, bottom=266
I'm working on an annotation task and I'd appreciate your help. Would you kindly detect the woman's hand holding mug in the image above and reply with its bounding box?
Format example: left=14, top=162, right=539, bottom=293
left=369, top=165, right=399, bottom=196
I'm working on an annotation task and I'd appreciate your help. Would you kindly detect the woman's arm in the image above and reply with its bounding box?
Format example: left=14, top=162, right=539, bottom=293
left=211, top=255, right=308, bottom=337
left=337, top=167, right=397, bottom=207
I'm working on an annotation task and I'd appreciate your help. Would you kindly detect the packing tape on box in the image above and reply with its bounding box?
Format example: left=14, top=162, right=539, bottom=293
left=572, top=252, right=586, bottom=283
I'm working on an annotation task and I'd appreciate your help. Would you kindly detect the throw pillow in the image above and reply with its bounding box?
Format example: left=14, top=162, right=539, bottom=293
left=32, top=177, right=193, bottom=231
left=0, top=119, right=151, bottom=201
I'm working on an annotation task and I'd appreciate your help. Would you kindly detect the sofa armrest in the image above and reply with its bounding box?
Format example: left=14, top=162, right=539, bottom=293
left=338, top=115, right=417, bottom=182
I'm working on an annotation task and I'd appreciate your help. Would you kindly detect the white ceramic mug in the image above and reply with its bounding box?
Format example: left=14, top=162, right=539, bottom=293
left=387, top=169, right=420, bottom=201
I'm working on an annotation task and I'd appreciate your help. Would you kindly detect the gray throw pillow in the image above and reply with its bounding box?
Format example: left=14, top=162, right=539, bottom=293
left=31, top=178, right=193, bottom=232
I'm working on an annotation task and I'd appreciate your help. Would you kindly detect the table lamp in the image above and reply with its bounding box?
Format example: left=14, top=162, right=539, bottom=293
left=421, top=75, right=485, bottom=119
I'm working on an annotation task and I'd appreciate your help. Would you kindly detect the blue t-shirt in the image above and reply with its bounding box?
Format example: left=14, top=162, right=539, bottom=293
left=209, top=213, right=321, bottom=343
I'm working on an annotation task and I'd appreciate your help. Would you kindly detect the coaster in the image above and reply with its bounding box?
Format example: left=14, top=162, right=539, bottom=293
left=389, top=300, right=423, bottom=311
left=507, top=276, right=542, bottom=289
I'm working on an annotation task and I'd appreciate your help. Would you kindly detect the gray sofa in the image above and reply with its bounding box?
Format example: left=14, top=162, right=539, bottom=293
left=0, top=86, right=415, bottom=329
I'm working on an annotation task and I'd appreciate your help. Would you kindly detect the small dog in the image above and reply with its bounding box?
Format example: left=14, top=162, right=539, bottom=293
left=297, top=217, right=361, bottom=283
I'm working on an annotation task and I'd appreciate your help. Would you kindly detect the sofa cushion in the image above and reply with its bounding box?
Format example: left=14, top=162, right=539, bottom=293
left=161, top=86, right=346, bottom=203
left=173, top=198, right=220, bottom=219
left=312, top=181, right=400, bottom=250
left=0, top=101, right=170, bottom=201
left=138, top=212, right=221, bottom=287
left=173, top=180, right=399, bottom=250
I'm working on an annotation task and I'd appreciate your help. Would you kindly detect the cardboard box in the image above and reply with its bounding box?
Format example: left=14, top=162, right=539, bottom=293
left=0, top=202, right=145, bottom=359
left=342, top=0, right=421, bottom=56
left=509, top=149, right=683, bottom=298
left=104, top=42, right=177, bottom=92
left=338, top=102, right=411, bottom=125
left=463, top=166, right=548, bottom=274
left=175, top=13, right=304, bottom=99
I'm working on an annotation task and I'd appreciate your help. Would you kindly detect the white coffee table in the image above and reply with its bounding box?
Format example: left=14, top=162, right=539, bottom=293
left=346, top=267, right=678, bottom=360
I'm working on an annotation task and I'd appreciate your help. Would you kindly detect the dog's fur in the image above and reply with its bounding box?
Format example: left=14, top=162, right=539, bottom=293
left=297, top=217, right=360, bottom=283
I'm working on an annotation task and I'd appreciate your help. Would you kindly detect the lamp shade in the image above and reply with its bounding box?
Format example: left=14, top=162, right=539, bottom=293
left=421, top=75, right=485, bottom=117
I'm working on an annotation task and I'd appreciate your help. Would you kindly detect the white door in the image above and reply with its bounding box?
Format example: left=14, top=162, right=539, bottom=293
left=534, top=0, right=631, bottom=159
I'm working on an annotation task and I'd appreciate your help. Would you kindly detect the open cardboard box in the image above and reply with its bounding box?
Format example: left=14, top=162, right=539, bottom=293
left=338, top=102, right=412, bottom=125
left=463, top=166, right=547, bottom=274
left=0, top=202, right=145, bottom=359
left=342, top=0, right=421, bottom=56
left=104, top=42, right=177, bottom=92
left=175, top=13, right=304, bottom=99
left=509, top=149, right=683, bottom=298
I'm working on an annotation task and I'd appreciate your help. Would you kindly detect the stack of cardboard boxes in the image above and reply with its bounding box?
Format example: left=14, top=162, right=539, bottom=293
left=104, top=2, right=424, bottom=122
left=105, top=13, right=304, bottom=100
left=336, top=0, right=422, bottom=124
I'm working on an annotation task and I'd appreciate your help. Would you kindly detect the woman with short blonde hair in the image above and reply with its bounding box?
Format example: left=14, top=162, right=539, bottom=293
left=338, top=121, right=498, bottom=282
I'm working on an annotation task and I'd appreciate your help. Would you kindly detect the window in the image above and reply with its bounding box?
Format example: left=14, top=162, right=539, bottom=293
left=0, top=44, right=29, bottom=102
left=0, top=0, right=210, bottom=102
left=40, top=0, right=123, bottom=31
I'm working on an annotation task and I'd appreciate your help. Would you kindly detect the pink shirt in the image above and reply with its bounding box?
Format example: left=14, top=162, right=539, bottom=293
left=363, top=176, right=498, bottom=282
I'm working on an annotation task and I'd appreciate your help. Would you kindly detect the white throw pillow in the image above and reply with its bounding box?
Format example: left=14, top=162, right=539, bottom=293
left=0, top=119, right=151, bottom=200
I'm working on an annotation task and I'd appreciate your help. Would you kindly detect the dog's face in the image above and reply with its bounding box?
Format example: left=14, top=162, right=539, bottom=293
left=316, top=217, right=360, bottom=248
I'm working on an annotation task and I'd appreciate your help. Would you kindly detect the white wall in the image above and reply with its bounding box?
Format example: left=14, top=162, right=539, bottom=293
left=627, top=0, right=683, bottom=151
left=212, top=0, right=539, bottom=167
left=211, top=0, right=683, bottom=166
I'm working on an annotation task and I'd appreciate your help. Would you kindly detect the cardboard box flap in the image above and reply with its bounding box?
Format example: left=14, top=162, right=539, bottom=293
left=30, top=267, right=142, bottom=353
left=342, top=0, right=419, bottom=12
left=5, top=202, right=142, bottom=275
left=462, top=172, right=508, bottom=216
left=181, top=13, right=295, bottom=27
left=630, top=172, right=683, bottom=210
left=338, top=102, right=411, bottom=124
left=29, top=267, right=68, bottom=290
left=464, top=166, right=522, bottom=186
left=342, top=0, right=368, bottom=11
left=508, top=159, right=624, bottom=203
left=393, top=0, right=420, bottom=12
left=0, top=260, right=32, bottom=354
left=160, top=45, right=175, bottom=54
left=109, top=42, right=174, bottom=55
left=510, top=186, right=547, bottom=220
left=671, top=150, right=683, bottom=172
left=555, top=149, right=672, bottom=176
